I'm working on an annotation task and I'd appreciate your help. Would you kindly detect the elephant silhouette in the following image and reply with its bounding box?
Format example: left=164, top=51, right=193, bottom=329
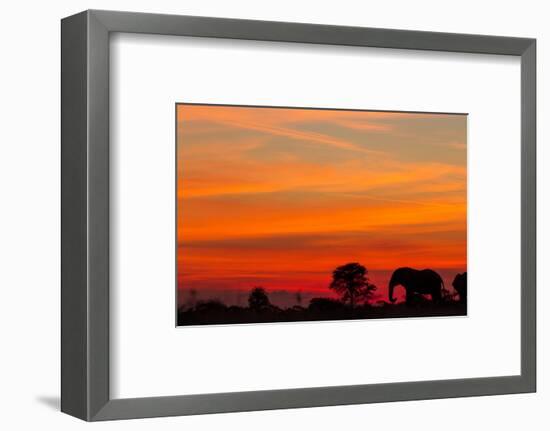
left=452, top=272, right=467, bottom=304
left=388, top=267, right=444, bottom=305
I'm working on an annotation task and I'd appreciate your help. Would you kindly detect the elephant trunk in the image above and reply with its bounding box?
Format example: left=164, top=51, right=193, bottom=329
left=388, top=281, right=396, bottom=303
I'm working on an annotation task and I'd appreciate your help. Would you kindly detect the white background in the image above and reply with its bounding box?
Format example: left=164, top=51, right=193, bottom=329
left=0, top=0, right=547, bottom=429
left=111, top=34, right=521, bottom=398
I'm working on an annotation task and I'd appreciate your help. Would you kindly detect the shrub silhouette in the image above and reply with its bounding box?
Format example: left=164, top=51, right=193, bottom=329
left=308, top=297, right=346, bottom=313
left=248, top=287, right=271, bottom=311
left=329, top=262, right=377, bottom=308
left=194, top=299, right=226, bottom=313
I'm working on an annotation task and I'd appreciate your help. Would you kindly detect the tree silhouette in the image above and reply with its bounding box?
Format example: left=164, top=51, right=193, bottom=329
left=295, top=291, right=302, bottom=307
left=248, top=287, right=271, bottom=311
left=452, top=272, right=467, bottom=304
left=329, top=262, right=376, bottom=308
left=185, top=288, right=198, bottom=309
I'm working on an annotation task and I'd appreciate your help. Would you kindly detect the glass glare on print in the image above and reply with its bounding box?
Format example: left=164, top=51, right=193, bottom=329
left=176, top=103, right=467, bottom=326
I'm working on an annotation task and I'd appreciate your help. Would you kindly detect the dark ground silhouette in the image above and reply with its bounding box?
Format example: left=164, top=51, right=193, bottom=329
left=177, top=263, right=467, bottom=326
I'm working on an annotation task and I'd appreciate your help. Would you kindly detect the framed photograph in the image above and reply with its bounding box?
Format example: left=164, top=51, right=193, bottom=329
left=175, top=103, right=468, bottom=326
left=61, top=9, right=536, bottom=421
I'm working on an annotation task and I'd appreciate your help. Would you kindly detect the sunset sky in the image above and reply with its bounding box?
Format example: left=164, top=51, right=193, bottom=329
left=177, top=104, right=466, bottom=306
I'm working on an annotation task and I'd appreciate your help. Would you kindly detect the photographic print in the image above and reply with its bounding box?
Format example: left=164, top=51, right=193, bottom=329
left=176, top=104, right=467, bottom=326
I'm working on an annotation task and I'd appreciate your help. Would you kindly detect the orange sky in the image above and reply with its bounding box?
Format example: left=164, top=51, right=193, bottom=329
left=177, top=104, right=466, bottom=305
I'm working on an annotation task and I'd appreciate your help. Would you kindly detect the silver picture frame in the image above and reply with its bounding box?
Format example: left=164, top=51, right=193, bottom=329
left=61, top=9, right=536, bottom=421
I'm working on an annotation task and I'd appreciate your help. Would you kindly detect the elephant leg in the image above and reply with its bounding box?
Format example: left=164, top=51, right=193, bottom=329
left=432, top=288, right=442, bottom=304
left=405, top=290, right=414, bottom=306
